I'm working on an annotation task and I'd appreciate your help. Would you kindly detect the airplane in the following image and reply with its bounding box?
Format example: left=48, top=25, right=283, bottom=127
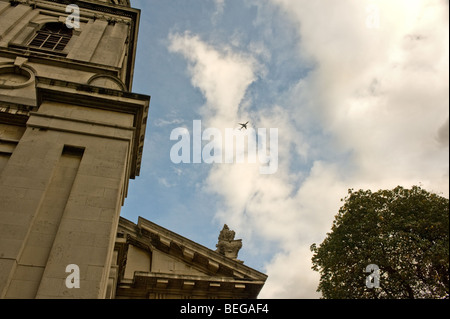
left=238, top=121, right=249, bottom=130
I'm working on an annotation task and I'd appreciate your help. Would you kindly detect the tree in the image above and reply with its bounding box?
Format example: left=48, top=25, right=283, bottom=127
left=311, top=186, right=449, bottom=299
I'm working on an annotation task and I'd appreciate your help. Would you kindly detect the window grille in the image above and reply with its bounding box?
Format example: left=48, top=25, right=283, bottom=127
left=28, top=23, right=72, bottom=52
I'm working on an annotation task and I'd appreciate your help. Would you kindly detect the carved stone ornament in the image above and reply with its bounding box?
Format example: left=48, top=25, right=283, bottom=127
left=216, top=224, right=242, bottom=260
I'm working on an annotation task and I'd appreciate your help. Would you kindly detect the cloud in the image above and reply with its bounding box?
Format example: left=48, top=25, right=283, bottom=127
left=168, top=28, right=330, bottom=298
left=154, top=118, right=184, bottom=127
left=166, top=0, right=449, bottom=299
left=437, top=118, right=449, bottom=147
left=213, top=0, right=225, bottom=18
left=158, top=177, right=175, bottom=188
left=257, top=0, right=449, bottom=297
left=168, top=31, right=261, bottom=128
left=260, top=247, right=321, bottom=299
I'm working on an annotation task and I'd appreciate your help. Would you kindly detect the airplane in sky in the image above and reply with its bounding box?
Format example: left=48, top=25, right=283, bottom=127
left=239, top=121, right=249, bottom=130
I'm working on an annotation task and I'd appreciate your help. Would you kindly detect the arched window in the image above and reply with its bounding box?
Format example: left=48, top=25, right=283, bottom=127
left=28, top=22, right=72, bottom=52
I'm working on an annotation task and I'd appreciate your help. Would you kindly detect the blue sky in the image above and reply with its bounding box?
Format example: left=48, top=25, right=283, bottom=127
left=121, top=0, right=449, bottom=298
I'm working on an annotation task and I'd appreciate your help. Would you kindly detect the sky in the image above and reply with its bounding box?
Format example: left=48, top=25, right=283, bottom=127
left=121, top=0, right=449, bottom=298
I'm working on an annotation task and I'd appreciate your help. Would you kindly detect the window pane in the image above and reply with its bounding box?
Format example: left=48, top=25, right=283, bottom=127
left=28, top=23, right=72, bottom=52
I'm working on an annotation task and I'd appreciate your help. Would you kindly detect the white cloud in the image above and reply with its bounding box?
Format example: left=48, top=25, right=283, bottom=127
left=270, top=0, right=449, bottom=192
left=158, top=177, right=175, bottom=188
left=168, top=30, right=330, bottom=297
left=154, top=118, right=184, bottom=127
left=167, top=0, right=449, bottom=299
left=214, top=0, right=225, bottom=17
left=258, top=0, right=449, bottom=298
left=259, top=247, right=321, bottom=299
left=168, top=31, right=261, bottom=128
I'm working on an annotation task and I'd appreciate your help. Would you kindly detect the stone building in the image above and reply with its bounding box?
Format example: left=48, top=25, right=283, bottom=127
left=113, top=218, right=267, bottom=299
left=0, top=0, right=266, bottom=299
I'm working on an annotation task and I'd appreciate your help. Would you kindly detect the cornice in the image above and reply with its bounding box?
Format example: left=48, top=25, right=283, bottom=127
left=116, top=217, right=267, bottom=299
left=0, top=101, right=35, bottom=125
left=119, top=216, right=268, bottom=282
left=11, top=0, right=138, bottom=17
left=35, top=76, right=150, bottom=178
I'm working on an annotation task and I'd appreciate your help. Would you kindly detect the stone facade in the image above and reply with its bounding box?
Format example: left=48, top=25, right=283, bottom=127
left=0, top=0, right=266, bottom=299
left=0, top=0, right=148, bottom=299
left=112, top=217, right=267, bottom=299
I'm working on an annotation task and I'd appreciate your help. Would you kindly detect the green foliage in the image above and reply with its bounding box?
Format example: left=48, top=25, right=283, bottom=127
left=311, top=186, right=449, bottom=299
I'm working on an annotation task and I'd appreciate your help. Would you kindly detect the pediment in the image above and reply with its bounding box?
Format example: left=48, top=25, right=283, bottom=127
left=117, top=216, right=267, bottom=281
left=114, top=216, right=267, bottom=299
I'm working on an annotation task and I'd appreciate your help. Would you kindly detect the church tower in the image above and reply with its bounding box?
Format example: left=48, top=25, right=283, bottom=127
left=0, top=0, right=149, bottom=298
